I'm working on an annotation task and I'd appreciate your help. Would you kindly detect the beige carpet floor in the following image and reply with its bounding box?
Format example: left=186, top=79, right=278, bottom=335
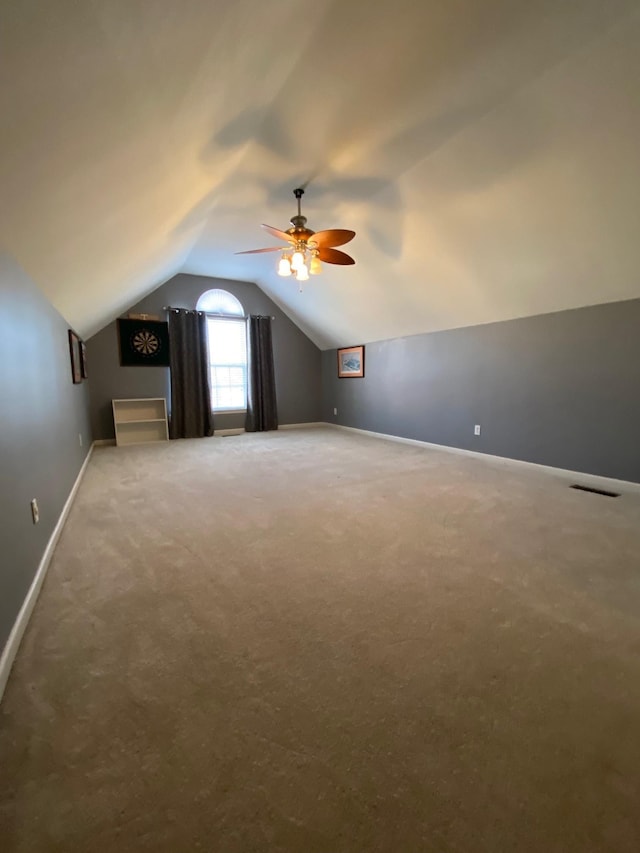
left=2, top=427, right=640, bottom=852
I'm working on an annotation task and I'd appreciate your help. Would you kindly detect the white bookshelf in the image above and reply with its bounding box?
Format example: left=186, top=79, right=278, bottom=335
left=112, top=398, right=169, bottom=447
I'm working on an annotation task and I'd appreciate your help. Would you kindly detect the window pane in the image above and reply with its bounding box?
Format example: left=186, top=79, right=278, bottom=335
left=205, top=317, right=248, bottom=411
left=209, top=320, right=246, bottom=365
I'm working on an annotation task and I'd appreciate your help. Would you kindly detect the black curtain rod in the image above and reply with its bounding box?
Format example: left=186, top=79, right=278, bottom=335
left=162, top=306, right=275, bottom=319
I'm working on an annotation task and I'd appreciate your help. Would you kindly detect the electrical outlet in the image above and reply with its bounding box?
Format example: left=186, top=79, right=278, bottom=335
left=333, top=407, right=338, bottom=416
left=79, top=432, right=83, bottom=447
left=474, top=424, right=481, bottom=436
left=30, top=498, right=40, bottom=524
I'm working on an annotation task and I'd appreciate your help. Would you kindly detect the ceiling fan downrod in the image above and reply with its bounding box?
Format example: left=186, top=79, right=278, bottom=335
left=290, top=187, right=307, bottom=231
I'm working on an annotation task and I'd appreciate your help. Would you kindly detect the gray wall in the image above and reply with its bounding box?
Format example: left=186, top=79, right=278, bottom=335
left=0, top=254, right=92, bottom=652
left=322, top=299, right=640, bottom=483
left=87, top=274, right=322, bottom=440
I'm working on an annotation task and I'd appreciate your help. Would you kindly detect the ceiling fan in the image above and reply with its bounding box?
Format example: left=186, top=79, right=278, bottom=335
left=236, top=187, right=356, bottom=282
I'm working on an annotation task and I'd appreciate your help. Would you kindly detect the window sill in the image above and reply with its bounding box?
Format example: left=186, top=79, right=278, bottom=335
left=212, top=409, right=247, bottom=415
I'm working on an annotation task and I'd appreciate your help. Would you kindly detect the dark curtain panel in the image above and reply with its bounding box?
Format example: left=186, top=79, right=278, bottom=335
left=246, top=315, right=278, bottom=432
left=168, top=309, right=214, bottom=439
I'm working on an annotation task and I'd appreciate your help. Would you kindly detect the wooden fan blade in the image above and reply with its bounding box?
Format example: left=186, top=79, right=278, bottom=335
left=318, top=247, right=356, bottom=265
left=261, top=224, right=295, bottom=243
left=309, top=229, right=355, bottom=248
left=235, top=246, right=286, bottom=255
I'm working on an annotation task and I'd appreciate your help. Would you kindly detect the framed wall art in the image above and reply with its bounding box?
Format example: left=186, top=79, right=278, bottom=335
left=80, top=340, right=88, bottom=379
left=118, top=318, right=170, bottom=367
left=337, top=345, right=364, bottom=378
left=68, top=329, right=83, bottom=384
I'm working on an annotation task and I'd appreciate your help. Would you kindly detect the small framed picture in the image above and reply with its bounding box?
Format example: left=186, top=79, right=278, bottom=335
left=68, top=329, right=83, bottom=384
left=337, top=345, right=364, bottom=378
left=80, top=340, right=88, bottom=379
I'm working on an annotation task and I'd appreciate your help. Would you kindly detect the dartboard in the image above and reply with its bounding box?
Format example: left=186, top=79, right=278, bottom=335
left=132, top=329, right=160, bottom=356
left=118, top=319, right=170, bottom=366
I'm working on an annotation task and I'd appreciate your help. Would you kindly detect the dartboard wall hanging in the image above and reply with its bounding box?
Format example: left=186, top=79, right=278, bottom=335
left=118, top=319, right=170, bottom=366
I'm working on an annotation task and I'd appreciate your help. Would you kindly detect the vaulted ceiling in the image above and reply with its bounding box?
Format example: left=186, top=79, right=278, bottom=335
left=2, top=0, right=639, bottom=348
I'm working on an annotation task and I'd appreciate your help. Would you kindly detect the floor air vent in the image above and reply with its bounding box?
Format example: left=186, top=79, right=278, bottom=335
left=570, top=484, right=620, bottom=498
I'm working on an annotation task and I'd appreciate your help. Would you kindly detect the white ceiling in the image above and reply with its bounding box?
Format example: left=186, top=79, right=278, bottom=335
left=1, top=0, right=639, bottom=348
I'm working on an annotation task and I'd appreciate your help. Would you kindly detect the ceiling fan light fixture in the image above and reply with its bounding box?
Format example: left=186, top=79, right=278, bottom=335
left=277, top=255, right=292, bottom=277
left=291, top=250, right=304, bottom=272
left=309, top=253, right=322, bottom=275
left=296, top=263, right=309, bottom=282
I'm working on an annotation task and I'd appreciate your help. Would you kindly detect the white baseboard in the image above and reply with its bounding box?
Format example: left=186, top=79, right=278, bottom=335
left=0, top=444, right=95, bottom=704
left=214, top=428, right=245, bottom=437
left=323, top=423, right=640, bottom=494
left=93, top=438, right=116, bottom=446
left=278, top=422, right=324, bottom=430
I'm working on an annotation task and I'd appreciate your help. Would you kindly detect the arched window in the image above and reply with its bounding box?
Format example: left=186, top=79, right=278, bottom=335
left=196, top=289, right=247, bottom=412
left=197, top=289, right=244, bottom=316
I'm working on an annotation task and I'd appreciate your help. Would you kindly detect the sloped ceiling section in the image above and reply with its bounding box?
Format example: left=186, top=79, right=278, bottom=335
left=1, top=0, right=639, bottom=347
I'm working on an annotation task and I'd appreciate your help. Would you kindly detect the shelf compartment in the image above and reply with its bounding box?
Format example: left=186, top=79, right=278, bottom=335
left=112, top=398, right=166, bottom=423
left=122, top=418, right=167, bottom=424
left=114, top=420, right=168, bottom=446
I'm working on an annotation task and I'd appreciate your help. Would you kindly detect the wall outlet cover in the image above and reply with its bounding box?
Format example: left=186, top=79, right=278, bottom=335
left=474, top=424, right=481, bottom=436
